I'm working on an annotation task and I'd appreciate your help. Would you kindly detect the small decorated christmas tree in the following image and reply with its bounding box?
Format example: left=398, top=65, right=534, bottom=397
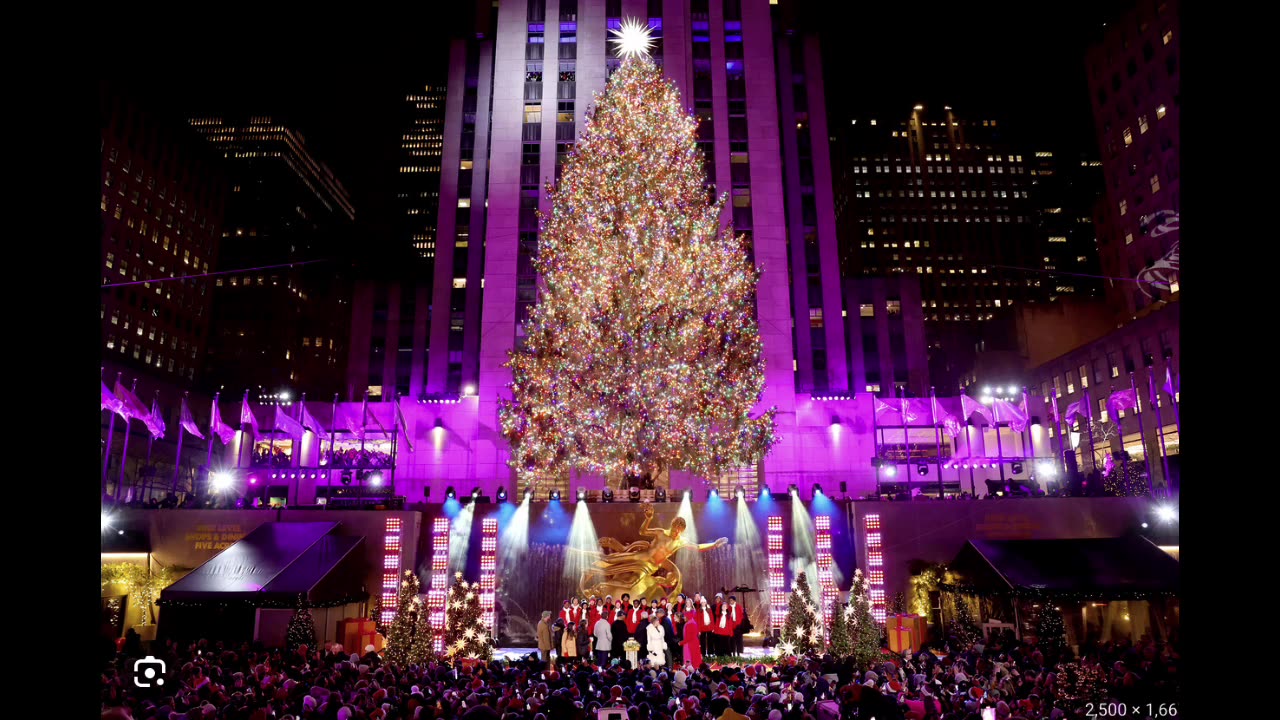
left=1035, top=605, right=1070, bottom=662
left=827, top=596, right=851, bottom=657
left=369, top=595, right=386, bottom=637
left=949, top=594, right=981, bottom=647
left=286, top=593, right=317, bottom=652
left=442, top=571, right=494, bottom=660
left=384, top=569, right=423, bottom=666
left=847, top=569, right=881, bottom=668
left=779, top=571, right=822, bottom=656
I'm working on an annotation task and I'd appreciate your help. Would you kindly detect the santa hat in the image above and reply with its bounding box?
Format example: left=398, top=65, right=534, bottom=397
left=968, top=686, right=985, bottom=700
left=888, top=680, right=903, bottom=693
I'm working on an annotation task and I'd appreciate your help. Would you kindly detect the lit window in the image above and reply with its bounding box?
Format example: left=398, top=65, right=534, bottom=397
left=1125, top=232, right=1134, bottom=245
left=1138, top=115, right=1149, bottom=134
left=524, top=105, right=542, bottom=123
left=458, top=198, right=471, bottom=208
left=1123, top=128, right=1133, bottom=146
left=461, top=160, right=474, bottom=170
left=1162, top=29, right=1172, bottom=45
left=859, top=303, right=874, bottom=317
left=1156, top=105, right=1167, bottom=119
left=1150, top=174, right=1161, bottom=193
left=453, top=278, right=467, bottom=289
left=1119, top=200, right=1128, bottom=216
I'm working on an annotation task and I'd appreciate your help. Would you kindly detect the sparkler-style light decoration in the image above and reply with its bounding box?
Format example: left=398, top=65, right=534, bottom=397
left=609, top=18, right=655, bottom=58
left=768, top=516, right=785, bottom=629
left=428, top=517, right=450, bottom=652
left=815, top=515, right=835, bottom=631
left=479, top=517, right=498, bottom=631
left=381, top=517, right=403, bottom=625
left=862, top=514, right=886, bottom=623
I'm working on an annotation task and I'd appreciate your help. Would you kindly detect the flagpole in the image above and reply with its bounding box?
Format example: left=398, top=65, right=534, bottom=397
left=116, top=379, right=139, bottom=503
left=931, top=387, right=943, bottom=498
left=898, top=386, right=910, bottom=500
left=1050, top=389, right=1065, bottom=479
left=173, top=392, right=187, bottom=493
left=206, top=392, right=220, bottom=502
left=328, top=393, right=339, bottom=509
left=269, top=405, right=278, bottom=478
left=994, top=400, right=1006, bottom=487
left=1131, top=372, right=1155, bottom=497
left=238, top=390, right=251, bottom=472
left=871, top=391, right=881, bottom=498
left=391, top=393, right=400, bottom=492
left=103, top=370, right=121, bottom=499
left=1164, top=356, right=1181, bottom=437
left=1147, top=363, right=1172, bottom=499
left=1085, top=393, right=1097, bottom=493
left=145, top=391, right=158, bottom=501
left=1020, top=387, right=1032, bottom=490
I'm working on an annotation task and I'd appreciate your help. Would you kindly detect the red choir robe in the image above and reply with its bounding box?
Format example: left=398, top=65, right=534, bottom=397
left=624, top=605, right=643, bottom=634
left=713, top=602, right=740, bottom=637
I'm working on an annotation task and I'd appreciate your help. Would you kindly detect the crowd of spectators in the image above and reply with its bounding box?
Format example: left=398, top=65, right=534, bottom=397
left=101, top=619, right=1178, bottom=720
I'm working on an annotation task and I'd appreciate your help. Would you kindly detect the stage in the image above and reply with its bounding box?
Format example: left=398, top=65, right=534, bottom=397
left=491, top=646, right=775, bottom=662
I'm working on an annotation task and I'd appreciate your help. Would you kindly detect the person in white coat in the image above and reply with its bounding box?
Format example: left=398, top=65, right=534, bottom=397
left=592, top=614, right=613, bottom=666
left=645, top=615, right=666, bottom=667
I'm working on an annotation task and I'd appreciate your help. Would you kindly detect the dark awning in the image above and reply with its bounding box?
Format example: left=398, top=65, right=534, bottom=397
left=946, top=535, right=1179, bottom=599
left=160, top=522, right=367, bottom=607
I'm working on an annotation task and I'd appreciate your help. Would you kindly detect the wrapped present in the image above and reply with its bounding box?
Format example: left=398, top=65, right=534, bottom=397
left=337, top=618, right=376, bottom=653
left=887, top=624, right=915, bottom=654
left=888, top=613, right=929, bottom=646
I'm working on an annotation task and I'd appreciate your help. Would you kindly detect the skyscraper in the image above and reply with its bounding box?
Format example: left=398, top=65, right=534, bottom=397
left=189, top=116, right=356, bottom=399
left=1029, top=150, right=1104, bottom=300
left=399, top=85, right=448, bottom=263
left=101, top=84, right=227, bottom=385
left=1085, top=0, right=1179, bottom=319
left=834, top=105, right=1044, bottom=392
left=331, top=0, right=879, bottom=497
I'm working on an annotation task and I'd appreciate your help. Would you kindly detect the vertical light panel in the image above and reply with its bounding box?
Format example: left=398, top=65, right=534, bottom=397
left=767, top=515, right=785, bottom=629
left=382, top=517, right=403, bottom=625
left=815, top=515, right=835, bottom=632
left=429, top=517, right=450, bottom=652
left=863, top=513, right=886, bottom=623
left=479, top=517, right=498, bottom=632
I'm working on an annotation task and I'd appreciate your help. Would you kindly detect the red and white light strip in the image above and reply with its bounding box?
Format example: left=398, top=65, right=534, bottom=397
left=479, top=517, right=498, bottom=632
left=382, top=517, right=402, bottom=625
left=863, top=513, right=886, bottom=623
left=815, top=515, right=835, bottom=631
left=428, top=517, right=450, bottom=652
left=767, top=515, right=785, bottom=629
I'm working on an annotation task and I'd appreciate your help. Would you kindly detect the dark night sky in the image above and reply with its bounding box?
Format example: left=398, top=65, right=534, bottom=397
left=117, top=1, right=1119, bottom=249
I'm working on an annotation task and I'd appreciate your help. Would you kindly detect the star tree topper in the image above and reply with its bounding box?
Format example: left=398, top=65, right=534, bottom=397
left=610, top=18, right=655, bottom=59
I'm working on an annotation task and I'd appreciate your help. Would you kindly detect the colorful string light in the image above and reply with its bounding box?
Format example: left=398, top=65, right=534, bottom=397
left=479, top=517, right=498, bottom=632
left=863, top=514, right=886, bottom=623
left=768, top=516, right=786, bottom=630
left=428, top=517, right=450, bottom=652
left=382, top=517, right=402, bottom=626
left=498, top=54, right=777, bottom=485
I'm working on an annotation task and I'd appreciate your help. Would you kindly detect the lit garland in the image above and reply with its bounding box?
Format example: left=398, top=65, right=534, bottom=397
left=939, top=582, right=1177, bottom=601
left=102, top=562, right=174, bottom=626
left=498, top=54, right=777, bottom=485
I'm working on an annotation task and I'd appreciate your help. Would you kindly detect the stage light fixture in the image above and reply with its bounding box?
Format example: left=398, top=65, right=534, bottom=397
left=1155, top=505, right=1178, bottom=523
left=917, top=463, right=929, bottom=476
left=248, top=475, right=258, bottom=485
left=446, top=486, right=457, bottom=499
left=788, top=484, right=799, bottom=495
left=736, top=486, right=745, bottom=500
left=602, top=488, right=614, bottom=502
left=497, top=486, right=508, bottom=502
left=471, top=488, right=481, bottom=501
left=577, top=487, right=587, bottom=502
left=210, top=471, right=233, bottom=491
left=101, top=512, right=111, bottom=532
left=524, top=487, right=534, bottom=501
left=655, top=488, right=666, bottom=502
left=1037, top=462, right=1058, bottom=478
left=550, top=490, right=561, bottom=502
left=424, top=487, right=431, bottom=499
left=368, top=473, right=384, bottom=487
left=709, top=488, right=718, bottom=500
left=1011, top=462, right=1024, bottom=474
left=839, top=481, right=847, bottom=494
left=629, top=486, right=641, bottom=503
left=760, top=486, right=770, bottom=497
left=883, top=466, right=897, bottom=478
left=813, top=484, right=823, bottom=496
left=341, top=472, right=353, bottom=486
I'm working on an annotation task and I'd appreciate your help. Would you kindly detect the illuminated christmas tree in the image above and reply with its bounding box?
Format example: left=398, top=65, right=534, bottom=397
left=1034, top=604, right=1070, bottom=662
left=827, top=596, right=852, bottom=657
left=368, top=595, right=386, bottom=637
left=285, top=594, right=316, bottom=652
left=948, top=594, right=981, bottom=647
left=384, top=570, right=423, bottom=666
left=442, top=572, right=494, bottom=660
left=779, top=572, right=822, bottom=656
left=499, top=23, right=776, bottom=488
left=847, top=569, right=881, bottom=668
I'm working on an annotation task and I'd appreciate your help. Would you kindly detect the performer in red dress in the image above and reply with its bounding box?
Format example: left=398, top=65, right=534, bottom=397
left=682, top=615, right=703, bottom=668
left=559, top=600, right=574, bottom=627
left=713, top=593, right=738, bottom=656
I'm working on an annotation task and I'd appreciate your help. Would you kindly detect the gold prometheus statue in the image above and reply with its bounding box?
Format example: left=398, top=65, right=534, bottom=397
left=579, top=503, right=728, bottom=601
